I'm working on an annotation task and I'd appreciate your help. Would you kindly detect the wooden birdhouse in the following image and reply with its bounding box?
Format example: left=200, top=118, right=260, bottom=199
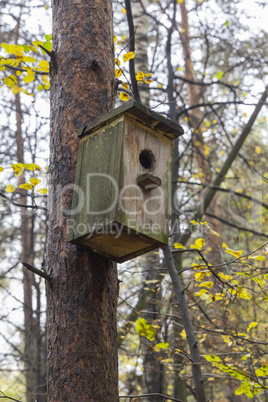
left=68, top=100, right=184, bottom=263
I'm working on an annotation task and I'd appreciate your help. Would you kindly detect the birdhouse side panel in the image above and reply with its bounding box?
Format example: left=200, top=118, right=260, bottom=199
left=69, top=120, right=124, bottom=242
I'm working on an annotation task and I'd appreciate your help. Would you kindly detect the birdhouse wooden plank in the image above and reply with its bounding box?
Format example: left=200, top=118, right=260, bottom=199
left=68, top=100, right=184, bottom=263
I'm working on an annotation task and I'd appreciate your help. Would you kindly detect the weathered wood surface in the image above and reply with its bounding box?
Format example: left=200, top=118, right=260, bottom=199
left=70, top=114, right=175, bottom=262
left=78, top=100, right=184, bottom=140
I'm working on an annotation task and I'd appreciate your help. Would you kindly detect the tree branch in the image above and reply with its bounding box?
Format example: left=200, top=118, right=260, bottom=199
left=124, top=0, right=141, bottom=102
left=0, top=190, right=47, bottom=211
left=204, top=212, right=268, bottom=239
left=119, top=393, right=184, bottom=401
left=162, top=245, right=207, bottom=402
left=177, top=86, right=268, bottom=246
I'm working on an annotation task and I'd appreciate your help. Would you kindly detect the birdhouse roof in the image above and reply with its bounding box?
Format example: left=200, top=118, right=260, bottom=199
left=78, top=100, right=184, bottom=141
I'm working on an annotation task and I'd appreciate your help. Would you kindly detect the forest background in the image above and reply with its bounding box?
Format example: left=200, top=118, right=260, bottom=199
left=0, top=0, right=268, bottom=401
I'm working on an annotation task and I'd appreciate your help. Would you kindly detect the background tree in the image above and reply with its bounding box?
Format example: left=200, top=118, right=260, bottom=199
left=0, top=0, right=49, bottom=399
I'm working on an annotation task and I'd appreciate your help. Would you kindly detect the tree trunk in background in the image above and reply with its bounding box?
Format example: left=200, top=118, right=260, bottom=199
left=131, top=3, right=165, bottom=398
left=46, top=0, right=118, bottom=400
left=132, top=0, right=150, bottom=106
left=15, top=90, right=36, bottom=402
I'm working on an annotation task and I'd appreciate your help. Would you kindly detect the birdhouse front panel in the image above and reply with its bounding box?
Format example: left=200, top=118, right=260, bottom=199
left=116, top=116, right=173, bottom=245
left=68, top=101, right=184, bottom=263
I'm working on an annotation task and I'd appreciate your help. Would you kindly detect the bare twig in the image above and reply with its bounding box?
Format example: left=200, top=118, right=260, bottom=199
left=119, top=393, right=184, bottom=401
left=22, top=262, right=51, bottom=281
left=124, top=0, right=141, bottom=102
left=0, top=190, right=47, bottom=211
left=0, top=392, right=22, bottom=402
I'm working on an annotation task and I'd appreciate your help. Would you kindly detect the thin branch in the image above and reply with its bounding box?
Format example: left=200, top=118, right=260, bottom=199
left=119, top=393, right=184, bottom=401
left=2, top=64, right=49, bottom=75
left=177, top=85, right=268, bottom=246
left=0, top=190, right=47, bottom=211
left=22, top=262, right=51, bottom=281
left=204, top=212, right=268, bottom=239
left=177, top=179, right=268, bottom=210
left=0, top=393, right=22, bottom=402
left=124, top=0, right=141, bottom=102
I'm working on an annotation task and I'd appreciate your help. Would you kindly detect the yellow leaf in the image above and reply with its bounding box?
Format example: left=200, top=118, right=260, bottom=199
left=119, top=92, right=131, bottom=102
left=38, top=60, right=49, bottom=72
left=218, top=272, right=233, bottom=281
left=32, top=40, right=44, bottom=48
left=123, top=52, right=135, bottom=63
left=237, top=288, right=251, bottom=300
left=37, top=188, right=48, bottom=195
left=225, top=248, right=242, bottom=258
left=23, top=71, right=35, bottom=84
left=4, top=75, right=17, bottom=88
left=114, top=35, right=117, bottom=43
left=204, top=355, right=221, bottom=363
left=19, top=183, right=33, bottom=190
left=5, top=184, right=15, bottom=193
left=0, top=167, right=4, bottom=172
left=190, top=238, right=205, bottom=250
left=255, top=364, right=268, bottom=377
left=210, top=229, right=220, bottom=237
left=121, top=8, right=127, bottom=13
left=155, top=342, right=169, bottom=349
left=136, top=71, right=144, bottom=82
left=190, top=220, right=198, bottom=225
left=23, top=163, right=41, bottom=171
left=22, top=56, right=36, bottom=63
left=12, top=85, right=24, bottom=95
left=136, top=318, right=156, bottom=341
left=177, top=0, right=184, bottom=2
left=195, top=272, right=206, bottom=281
left=11, top=163, right=24, bottom=176
left=194, top=289, right=208, bottom=297
left=199, top=281, right=213, bottom=289
left=255, top=146, right=261, bottom=154
left=249, top=255, right=265, bottom=261
left=1, top=43, right=24, bottom=56
left=122, top=82, right=129, bottom=90
left=180, top=329, right=187, bottom=340
left=115, top=68, right=122, bottom=78
left=174, top=243, right=186, bottom=249
left=115, top=58, right=120, bottom=66
left=29, top=178, right=41, bottom=187
left=247, top=322, right=258, bottom=332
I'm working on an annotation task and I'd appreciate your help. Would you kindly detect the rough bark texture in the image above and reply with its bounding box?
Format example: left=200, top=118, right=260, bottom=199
left=46, top=0, right=118, bottom=401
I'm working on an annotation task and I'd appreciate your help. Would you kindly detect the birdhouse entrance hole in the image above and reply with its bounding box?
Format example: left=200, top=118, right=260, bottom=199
left=139, top=149, right=155, bottom=170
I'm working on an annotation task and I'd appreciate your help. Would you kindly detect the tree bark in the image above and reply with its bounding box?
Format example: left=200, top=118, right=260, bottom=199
left=46, top=0, right=118, bottom=400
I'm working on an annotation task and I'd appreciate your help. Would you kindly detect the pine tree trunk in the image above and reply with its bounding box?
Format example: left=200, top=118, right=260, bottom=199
left=46, top=1, right=118, bottom=400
